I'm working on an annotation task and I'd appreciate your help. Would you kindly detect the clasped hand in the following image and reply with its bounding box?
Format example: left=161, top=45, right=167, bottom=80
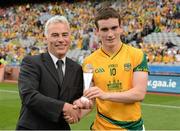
left=63, top=97, right=93, bottom=124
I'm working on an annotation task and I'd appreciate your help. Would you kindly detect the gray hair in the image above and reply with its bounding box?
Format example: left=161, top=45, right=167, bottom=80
left=44, top=15, right=70, bottom=37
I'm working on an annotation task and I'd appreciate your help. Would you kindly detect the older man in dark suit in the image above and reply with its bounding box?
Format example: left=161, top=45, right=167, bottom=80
left=16, top=15, right=84, bottom=130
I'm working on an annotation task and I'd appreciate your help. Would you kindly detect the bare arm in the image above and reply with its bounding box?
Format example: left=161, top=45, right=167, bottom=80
left=84, top=71, right=148, bottom=103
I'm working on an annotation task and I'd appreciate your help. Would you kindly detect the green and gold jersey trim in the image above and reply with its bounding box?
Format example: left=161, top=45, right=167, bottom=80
left=133, top=53, right=149, bottom=72
left=100, top=44, right=124, bottom=60
left=98, top=111, right=143, bottom=130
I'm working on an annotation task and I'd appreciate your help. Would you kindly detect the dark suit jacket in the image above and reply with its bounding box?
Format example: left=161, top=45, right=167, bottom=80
left=16, top=52, right=83, bottom=130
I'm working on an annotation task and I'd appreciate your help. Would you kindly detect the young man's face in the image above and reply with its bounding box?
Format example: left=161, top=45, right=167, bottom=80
left=46, top=22, right=71, bottom=59
left=96, top=18, right=122, bottom=48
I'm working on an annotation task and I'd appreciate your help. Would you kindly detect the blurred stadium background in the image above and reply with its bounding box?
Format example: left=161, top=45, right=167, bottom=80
left=0, top=0, right=180, bottom=130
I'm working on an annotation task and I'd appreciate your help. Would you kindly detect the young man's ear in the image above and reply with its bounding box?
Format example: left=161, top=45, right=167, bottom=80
left=95, top=28, right=99, bottom=36
left=119, top=27, right=123, bottom=35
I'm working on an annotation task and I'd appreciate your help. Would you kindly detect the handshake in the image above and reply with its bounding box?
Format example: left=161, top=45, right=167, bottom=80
left=63, top=86, right=105, bottom=124
left=62, top=96, right=94, bottom=124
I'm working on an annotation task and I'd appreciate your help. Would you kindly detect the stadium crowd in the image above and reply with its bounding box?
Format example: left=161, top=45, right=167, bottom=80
left=0, top=0, right=180, bottom=66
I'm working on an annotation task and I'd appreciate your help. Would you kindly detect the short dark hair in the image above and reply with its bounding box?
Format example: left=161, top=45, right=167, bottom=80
left=95, top=7, right=121, bottom=29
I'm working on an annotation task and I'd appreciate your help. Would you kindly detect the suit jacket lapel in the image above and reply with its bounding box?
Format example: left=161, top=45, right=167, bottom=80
left=41, top=53, right=60, bottom=85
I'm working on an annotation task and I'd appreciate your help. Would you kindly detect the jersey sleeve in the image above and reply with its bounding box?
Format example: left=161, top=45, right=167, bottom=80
left=133, top=52, right=149, bottom=72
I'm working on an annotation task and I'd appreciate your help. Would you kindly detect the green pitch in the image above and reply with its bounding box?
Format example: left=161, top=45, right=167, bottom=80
left=0, top=83, right=180, bottom=130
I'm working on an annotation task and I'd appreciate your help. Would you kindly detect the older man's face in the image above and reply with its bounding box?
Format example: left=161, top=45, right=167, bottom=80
left=46, top=22, right=71, bottom=59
